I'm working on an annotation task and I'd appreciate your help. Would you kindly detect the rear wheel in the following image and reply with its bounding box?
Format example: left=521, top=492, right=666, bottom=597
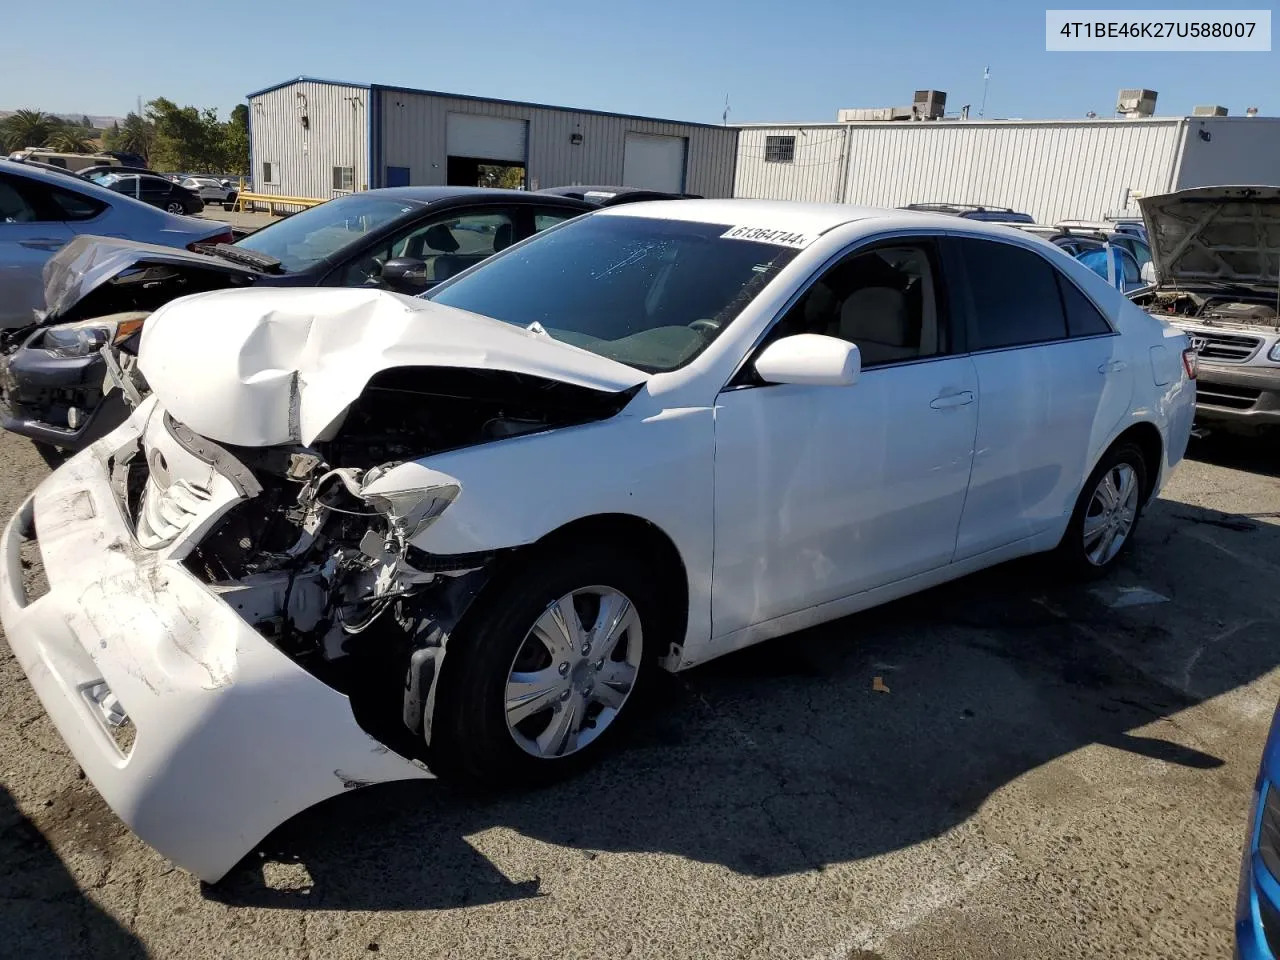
left=431, top=542, right=660, bottom=786
left=1055, top=441, right=1148, bottom=578
left=164, top=201, right=184, bottom=214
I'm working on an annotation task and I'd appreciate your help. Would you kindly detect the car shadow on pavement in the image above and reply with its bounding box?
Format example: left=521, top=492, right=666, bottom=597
left=0, top=785, right=147, bottom=957
left=1188, top=433, right=1280, bottom=480
left=207, top=494, right=1279, bottom=913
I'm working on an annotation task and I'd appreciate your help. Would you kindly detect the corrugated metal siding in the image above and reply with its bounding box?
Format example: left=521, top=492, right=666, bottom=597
left=379, top=91, right=737, bottom=196
left=248, top=81, right=370, bottom=201
left=839, top=120, right=1187, bottom=222
left=1174, top=117, right=1280, bottom=189
left=733, top=127, right=847, bottom=202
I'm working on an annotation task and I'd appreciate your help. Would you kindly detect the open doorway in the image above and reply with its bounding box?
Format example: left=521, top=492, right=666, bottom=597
left=447, top=156, right=526, bottom=189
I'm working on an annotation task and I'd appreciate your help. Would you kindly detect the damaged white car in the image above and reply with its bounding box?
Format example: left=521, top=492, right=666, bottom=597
left=0, top=201, right=1195, bottom=882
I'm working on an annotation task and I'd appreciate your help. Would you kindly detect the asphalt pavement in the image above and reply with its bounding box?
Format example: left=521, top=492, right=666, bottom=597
left=1, top=430, right=1277, bottom=959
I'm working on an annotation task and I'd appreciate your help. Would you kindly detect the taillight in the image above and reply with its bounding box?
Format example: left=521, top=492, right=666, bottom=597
left=1182, top=347, right=1198, bottom=380
left=188, top=229, right=232, bottom=251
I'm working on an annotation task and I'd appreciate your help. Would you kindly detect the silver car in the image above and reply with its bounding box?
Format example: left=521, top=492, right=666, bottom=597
left=180, top=176, right=237, bottom=203
left=0, top=159, right=231, bottom=328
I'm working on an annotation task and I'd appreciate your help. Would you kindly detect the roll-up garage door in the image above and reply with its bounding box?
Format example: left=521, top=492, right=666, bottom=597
left=622, top=133, right=687, bottom=192
left=446, top=113, right=528, bottom=162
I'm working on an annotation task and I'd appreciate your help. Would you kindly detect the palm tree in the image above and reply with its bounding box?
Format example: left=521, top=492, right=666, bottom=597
left=44, top=130, right=93, bottom=153
left=115, top=113, right=153, bottom=163
left=0, top=110, right=56, bottom=152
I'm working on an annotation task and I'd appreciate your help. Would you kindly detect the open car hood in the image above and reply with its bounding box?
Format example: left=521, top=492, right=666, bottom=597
left=137, top=286, right=649, bottom=447
left=41, top=235, right=260, bottom=324
left=1139, top=186, right=1280, bottom=289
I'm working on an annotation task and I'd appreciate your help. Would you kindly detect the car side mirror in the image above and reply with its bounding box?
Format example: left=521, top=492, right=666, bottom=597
left=380, top=257, right=429, bottom=292
left=1140, top=261, right=1156, bottom=284
left=754, top=333, right=861, bottom=386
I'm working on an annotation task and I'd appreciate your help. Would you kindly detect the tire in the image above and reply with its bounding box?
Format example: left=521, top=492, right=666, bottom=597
left=431, top=540, right=663, bottom=787
left=1055, top=441, right=1149, bottom=579
left=165, top=201, right=184, bottom=214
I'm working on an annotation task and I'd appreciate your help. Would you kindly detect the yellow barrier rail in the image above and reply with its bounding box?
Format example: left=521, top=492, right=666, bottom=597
left=234, top=192, right=326, bottom=215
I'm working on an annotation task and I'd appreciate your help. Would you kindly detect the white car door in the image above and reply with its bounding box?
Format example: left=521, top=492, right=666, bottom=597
left=712, top=238, right=979, bottom=638
left=949, top=236, right=1134, bottom=560
left=0, top=172, right=75, bottom=328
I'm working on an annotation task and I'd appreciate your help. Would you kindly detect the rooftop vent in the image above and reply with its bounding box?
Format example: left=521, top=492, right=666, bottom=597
left=1117, top=88, right=1158, bottom=118
left=912, top=90, right=947, bottom=120
left=1192, top=105, right=1228, bottom=117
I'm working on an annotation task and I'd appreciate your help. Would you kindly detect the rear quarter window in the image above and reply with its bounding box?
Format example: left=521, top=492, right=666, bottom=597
left=957, top=238, right=1068, bottom=350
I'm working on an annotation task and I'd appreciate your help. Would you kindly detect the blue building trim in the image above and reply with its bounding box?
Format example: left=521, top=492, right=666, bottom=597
left=367, top=86, right=380, bottom=189
left=245, top=99, right=254, bottom=187
left=247, top=77, right=731, bottom=131
left=246, top=76, right=372, bottom=99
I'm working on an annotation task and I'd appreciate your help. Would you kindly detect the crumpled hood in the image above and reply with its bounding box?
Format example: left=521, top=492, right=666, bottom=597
left=137, top=286, right=648, bottom=447
left=1139, top=185, right=1280, bottom=289
left=41, top=234, right=256, bottom=324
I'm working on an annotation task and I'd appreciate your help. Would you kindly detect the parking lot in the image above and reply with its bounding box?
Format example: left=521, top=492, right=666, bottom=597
left=0, top=427, right=1273, bottom=959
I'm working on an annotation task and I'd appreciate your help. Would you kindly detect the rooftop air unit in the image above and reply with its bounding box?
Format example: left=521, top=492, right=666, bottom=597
left=1192, top=105, right=1228, bottom=116
left=1116, top=88, right=1158, bottom=118
left=912, top=90, right=947, bottom=120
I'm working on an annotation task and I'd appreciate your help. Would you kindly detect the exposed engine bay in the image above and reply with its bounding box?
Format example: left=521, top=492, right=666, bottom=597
left=112, top=367, right=636, bottom=749
left=1135, top=289, right=1280, bottom=328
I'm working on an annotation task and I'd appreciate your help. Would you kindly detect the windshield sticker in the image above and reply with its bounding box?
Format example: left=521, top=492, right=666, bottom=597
left=720, top=225, right=818, bottom=248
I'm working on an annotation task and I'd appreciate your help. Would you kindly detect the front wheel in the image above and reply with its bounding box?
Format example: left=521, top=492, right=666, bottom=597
left=165, top=201, right=184, bottom=214
left=431, top=542, right=660, bottom=786
left=1055, top=441, right=1148, bottom=578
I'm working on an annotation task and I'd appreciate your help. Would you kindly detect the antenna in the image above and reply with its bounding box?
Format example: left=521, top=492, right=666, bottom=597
left=979, top=66, right=990, bottom=119
left=722, top=94, right=730, bottom=126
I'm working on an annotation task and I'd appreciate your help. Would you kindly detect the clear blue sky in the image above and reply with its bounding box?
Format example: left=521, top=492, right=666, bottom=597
left=3, top=0, right=1275, bottom=122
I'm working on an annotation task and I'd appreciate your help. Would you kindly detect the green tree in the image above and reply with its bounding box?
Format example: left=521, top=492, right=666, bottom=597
left=110, top=112, right=154, bottom=163
left=79, top=115, right=95, bottom=131
left=0, top=109, right=56, bottom=151
left=222, top=104, right=249, bottom=175
left=45, top=129, right=93, bottom=153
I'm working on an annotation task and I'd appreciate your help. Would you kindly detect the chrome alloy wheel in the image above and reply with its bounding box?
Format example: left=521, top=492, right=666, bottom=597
left=504, top=586, right=642, bottom=759
left=1082, top=462, right=1139, bottom=566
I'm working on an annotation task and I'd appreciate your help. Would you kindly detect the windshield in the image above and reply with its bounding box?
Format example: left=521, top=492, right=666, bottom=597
left=91, top=173, right=122, bottom=187
left=428, top=214, right=800, bottom=372
left=232, top=194, right=422, bottom=273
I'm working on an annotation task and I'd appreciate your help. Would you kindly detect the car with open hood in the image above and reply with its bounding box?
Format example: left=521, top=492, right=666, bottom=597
left=1130, top=185, right=1280, bottom=438
left=0, top=199, right=1194, bottom=883
left=0, top=186, right=594, bottom=454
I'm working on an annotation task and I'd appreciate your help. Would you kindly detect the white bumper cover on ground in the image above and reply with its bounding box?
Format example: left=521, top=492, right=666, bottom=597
left=0, top=409, right=430, bottom=882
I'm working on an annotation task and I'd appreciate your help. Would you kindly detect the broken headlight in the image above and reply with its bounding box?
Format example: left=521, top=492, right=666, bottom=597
left=43, top=317, right=146, bottom=359
left=363, top=482, right=461, bottom=541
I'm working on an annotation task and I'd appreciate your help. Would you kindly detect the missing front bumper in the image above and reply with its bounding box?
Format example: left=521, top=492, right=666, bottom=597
left=0, top=411, right=431, bottom=882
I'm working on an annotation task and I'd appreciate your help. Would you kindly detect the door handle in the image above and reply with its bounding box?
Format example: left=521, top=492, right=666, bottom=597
left=930, top=390, right=975, bottom=409
left=18, top=238, right=65, bottom=251
left=1098, top=360, right=1128, bottom=374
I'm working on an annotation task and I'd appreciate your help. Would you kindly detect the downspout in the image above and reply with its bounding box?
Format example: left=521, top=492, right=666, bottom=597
left=837, top=123, right=854, bottom=203
left=1167, top=117, right=1190, bottom=192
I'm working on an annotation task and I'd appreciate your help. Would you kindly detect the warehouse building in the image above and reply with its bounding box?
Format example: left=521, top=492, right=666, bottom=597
left=246, top=77, right=738, bottom=201
left=734, top=90, right=1280, bottom=223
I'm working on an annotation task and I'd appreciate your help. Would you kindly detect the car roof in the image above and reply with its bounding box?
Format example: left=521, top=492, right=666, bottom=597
left=362, top=186, right=587, bottom=205
left=592, top=197, right=1039, bottom=238
left=0, top=158, right=163, bottom=206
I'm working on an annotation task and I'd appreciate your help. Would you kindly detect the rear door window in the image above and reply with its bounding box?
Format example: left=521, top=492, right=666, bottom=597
left=956, top=238, right=1068, bottom=350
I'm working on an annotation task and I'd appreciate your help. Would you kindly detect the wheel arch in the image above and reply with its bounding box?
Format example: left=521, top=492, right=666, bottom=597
left=1105, top=420, right=1164, bottom=503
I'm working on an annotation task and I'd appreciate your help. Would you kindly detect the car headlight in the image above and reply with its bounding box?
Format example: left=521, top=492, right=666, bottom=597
left=1260, top=783, right=1280, bottom=882
left=1269, top=341, right=1280, bottom=362
left=43, top=317, right=147, bottom=359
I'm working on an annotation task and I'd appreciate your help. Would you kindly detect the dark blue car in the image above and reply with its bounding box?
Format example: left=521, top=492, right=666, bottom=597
left=1237, top=705, right=1280, bottom=957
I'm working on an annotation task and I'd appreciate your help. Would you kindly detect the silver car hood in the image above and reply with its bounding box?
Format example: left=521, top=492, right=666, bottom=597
left=1139, top=185, right=1280, bottom=289
left=137, top=286, right=648, bottom=447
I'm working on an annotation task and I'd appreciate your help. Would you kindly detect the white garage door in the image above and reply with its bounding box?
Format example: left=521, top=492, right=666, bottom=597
left=446, top=114, right=528, bottom=162
left=622, top=133, right=686, bottom=192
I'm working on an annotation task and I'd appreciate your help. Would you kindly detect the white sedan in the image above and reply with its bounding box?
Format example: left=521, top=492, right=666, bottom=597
left=179, top=176, right=237, bottom=202
left=0, top=200, right=1196, bottom=881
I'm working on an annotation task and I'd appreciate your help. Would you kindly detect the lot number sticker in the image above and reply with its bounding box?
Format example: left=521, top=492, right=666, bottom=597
left=720, top=225, right=818, bottom=248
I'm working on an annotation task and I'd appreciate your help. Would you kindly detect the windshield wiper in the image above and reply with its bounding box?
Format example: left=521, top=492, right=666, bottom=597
left=204, top=243, right=284, bottom=273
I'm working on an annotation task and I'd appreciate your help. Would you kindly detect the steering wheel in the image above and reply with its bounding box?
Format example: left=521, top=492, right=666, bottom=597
left=688, top=318, right=721, bottom=335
